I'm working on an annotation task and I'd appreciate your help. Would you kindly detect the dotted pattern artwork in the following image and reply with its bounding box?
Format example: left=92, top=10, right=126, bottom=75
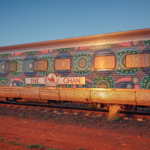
left=116, top=49, right=140, bottom=75
left=10, top=57, right=23, bottom=76
left=38, top=55, right=54, bottom=76
left=73, top=52, right=92, bottom=75
left=0, top=40, right=149, bottom=89
left=0, top=77, right=9, bottom=86
left=141, top=75, right=150, bottom=89
left=93, top=76, right=114, bottom=88
left=0, top=57, right=10, bottom=77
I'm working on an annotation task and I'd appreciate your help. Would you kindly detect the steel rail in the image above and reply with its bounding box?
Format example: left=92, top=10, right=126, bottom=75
left=0, top=101, right=149, bottom=117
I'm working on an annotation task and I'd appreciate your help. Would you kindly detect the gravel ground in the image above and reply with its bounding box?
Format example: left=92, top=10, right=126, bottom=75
left=0, top=104, right=150, bottom=150
left=0, top=104, right=150, bottom=137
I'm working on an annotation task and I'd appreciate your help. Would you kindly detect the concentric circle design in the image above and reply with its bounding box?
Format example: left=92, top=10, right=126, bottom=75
left=125, top=82, right=134, bottom=89
left=96, top=80, right=110, bottom=88
left=10, top=57, right=23, bottom=76
left=93, top=76, right=114, bottom=88
left=73, top=52, right=92, bottom=75
left=24, top=56, right=38, bottom=77
left=131, top=76, right=140, bottom=85
left=28, top=62, right=33, bottom=69
left=0, top=58, right=10, bottom=77
left=77, top=56, right=89, bottom=71
left=116, top=49, right=139, bottom=75
left=131, top=41, right=140, bottom=47
left=25, top=59, right=34, bottom=72
left=0, top=77, right=9, bottom=87
left=0, top=80, right=7, bottom=86
left=141, top=75, right=150, bottom=89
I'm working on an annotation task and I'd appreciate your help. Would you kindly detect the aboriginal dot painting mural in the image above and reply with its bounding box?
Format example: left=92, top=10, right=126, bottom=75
left=73, top=52, right=93, bottom=75
left=0, top=40, right=149, bottom=89
left=116, top=49, right=140, bottom=75
left=0, top=57, right=10, bottom=77
left=55, top=54, right=71, bottom=75
left=93, top=76, right=114, bottom=88
left=0, top=77, right=9, bottom=86
left=24, top=55, right=38, bottom=77
left=10, top=57, right=23, bottom=76
left=141, top=75, right=150, bottom=89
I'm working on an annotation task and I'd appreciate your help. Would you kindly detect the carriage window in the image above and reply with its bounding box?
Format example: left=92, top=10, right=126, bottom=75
left=10, top=61, right=18, bottom=72
left=126, top=54, right=150, bottom=68
left=10, top=60, right=21, bottom=72
left=55, top=58, right=71, bottom=70
left=94, top=55, right=115, bottom=69
left=34, top=60, right=48, bottom=71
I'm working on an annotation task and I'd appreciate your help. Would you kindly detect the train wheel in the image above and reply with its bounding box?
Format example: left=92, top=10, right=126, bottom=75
left=96, top=103, right=101, bottom=108
left=121, top=105, right=133, bottom=110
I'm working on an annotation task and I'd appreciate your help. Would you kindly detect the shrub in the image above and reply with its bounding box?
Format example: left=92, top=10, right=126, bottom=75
left=108, top=105, right=120, bottom=121
left=27, top=144, right=45, bottom=149
left=0, top=137, right=4, bottom=142
left=78, top=148, right=84, bottom=150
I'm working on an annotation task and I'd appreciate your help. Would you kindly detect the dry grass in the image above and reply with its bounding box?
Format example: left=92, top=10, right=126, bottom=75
left=108, top=105, right=120, bottom=121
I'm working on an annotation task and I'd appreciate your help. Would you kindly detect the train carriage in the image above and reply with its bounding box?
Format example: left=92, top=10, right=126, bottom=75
left=0, top=28, right=150, bottom=110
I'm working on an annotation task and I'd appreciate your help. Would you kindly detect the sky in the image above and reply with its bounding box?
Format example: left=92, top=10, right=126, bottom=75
left=0, top=0, right=150, bottom=47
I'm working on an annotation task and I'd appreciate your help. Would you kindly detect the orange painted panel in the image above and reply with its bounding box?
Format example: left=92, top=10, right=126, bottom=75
left=0, top=87, right=20, bottom=98
left=91, top=90, right=136, bottom=105
left=136, top=91, right=150, bottom=106
left=95, top=55, right=115, bottom=69
left=40, top=89, right=59, bottom=100
left=60, top=89, right=90, bottom=102
left=20, top=88, right=40, bottom=99
left=126, top=54, right=150, bottom=68
left=55, top=58, right=71, bottom=70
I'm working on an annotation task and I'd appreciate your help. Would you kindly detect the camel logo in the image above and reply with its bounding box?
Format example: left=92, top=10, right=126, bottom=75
left=48, top=75, right=55, bottom=83
left=45, top=73, right=60, bottom=86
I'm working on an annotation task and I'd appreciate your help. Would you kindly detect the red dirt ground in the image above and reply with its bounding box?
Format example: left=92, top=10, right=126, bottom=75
left=0, top=115, right=150, bottom=150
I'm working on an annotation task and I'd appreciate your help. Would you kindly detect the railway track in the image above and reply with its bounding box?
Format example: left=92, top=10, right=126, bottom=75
left=0, top=101, right=150, bottom=120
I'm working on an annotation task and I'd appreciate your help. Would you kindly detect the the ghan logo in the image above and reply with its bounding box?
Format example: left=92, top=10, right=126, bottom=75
left=44, top=73, right=60, bottom=86
left=25, top=73, right=85, bottom=86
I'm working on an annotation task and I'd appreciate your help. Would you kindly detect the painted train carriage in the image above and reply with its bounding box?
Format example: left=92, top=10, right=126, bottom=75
left=0, top=29, right=150, bottom=110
